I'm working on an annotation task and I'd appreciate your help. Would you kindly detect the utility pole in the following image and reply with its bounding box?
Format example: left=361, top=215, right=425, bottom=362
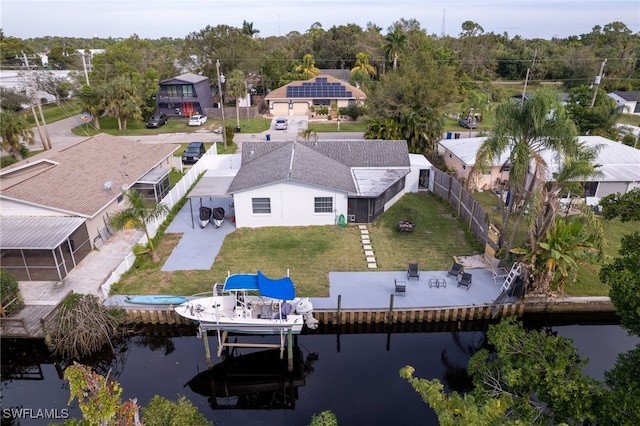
left=245, top=81, right=251, bottom=127
left=590, top=59, right=607, bottom=108
left=23, top=52, right=52, bottom=150
left=216, top=59, right=227, bottom=148
left=521, top=49, right=537, bottom=107
left=80, top=51, right=90, bottom=86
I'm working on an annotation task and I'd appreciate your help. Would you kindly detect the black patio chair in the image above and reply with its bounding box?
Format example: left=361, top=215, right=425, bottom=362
left=457, top=272, right=472, bottom=290
left=407, top=263, right=420, bottom=280
left=395, top=279, right=406, bottom=296
left=448, top=262, right=464, bottom=277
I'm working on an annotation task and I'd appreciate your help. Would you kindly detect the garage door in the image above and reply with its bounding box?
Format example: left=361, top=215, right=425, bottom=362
left=271, top=102, right=289, bottom=116
left=291, top=102, right=309, bottom=115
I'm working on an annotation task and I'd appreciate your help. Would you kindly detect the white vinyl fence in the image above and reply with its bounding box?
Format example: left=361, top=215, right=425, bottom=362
left=101, top=146, right=235, bottom=296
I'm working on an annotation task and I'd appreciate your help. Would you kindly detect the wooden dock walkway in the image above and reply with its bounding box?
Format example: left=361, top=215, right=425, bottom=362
left=0, top=290, right=71, bottom=339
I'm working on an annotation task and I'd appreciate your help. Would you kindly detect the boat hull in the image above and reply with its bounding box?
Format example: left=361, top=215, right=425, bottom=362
left=174, top=296, right=305, bottom=335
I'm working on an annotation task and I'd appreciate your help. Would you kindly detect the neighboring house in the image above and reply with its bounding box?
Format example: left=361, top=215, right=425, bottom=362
left=438, top=135, right=640, bottom=197
left=0, top=134, right=178, bottom=281
left=607, top=91, right=640, bottom=114
left=215, top=140, right=430, bottom=228
left=319, top=69, right=352, bottom=82
left=155, top=73, right=214, bottom=118
left=264, top=75, right=366, bottom=116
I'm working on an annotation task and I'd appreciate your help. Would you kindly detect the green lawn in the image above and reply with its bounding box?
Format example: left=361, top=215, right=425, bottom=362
left=21, top=99, right=84, bottom=126
left=617, top=114, right=640, bottom=127
left=109, top=192, right=480, bottom=297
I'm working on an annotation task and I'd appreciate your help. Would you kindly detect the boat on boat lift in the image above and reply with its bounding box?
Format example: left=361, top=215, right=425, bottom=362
left=174, top=271, right=319, bottom=336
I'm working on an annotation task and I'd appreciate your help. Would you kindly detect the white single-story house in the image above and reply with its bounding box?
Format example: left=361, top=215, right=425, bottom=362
left=264, top=75, right=366, bottom=117
left=607, top=91, right=640, bottom=115
left=0, top=134, right=178, bottom=281
left=438, top=135, right=640, bottom=198
left=192, top=140, right=431, bottom=228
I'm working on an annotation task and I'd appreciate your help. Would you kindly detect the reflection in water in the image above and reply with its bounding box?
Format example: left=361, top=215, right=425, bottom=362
left=441, top=331, right=488, bottom=393
left=185, top=345, right=317, bottom=410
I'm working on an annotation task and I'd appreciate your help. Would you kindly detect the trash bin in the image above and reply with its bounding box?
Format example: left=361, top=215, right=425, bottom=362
left=234, top=126, right=241, bottom=133
left=454, top=133, right=461, bottom=139
left=446, top=132, right=452, bottom=139
left=266, top=134, right=271, bottom=141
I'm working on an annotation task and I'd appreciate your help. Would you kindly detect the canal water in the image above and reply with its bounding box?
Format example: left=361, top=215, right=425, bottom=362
left=2, top=323, right=638, bottom=425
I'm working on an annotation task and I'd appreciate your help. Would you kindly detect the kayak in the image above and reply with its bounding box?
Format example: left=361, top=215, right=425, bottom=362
left=124, top=295, right=188, bottom=305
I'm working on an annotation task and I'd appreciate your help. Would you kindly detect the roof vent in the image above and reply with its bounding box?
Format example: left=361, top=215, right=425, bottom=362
left=102, top=180, right=113, bottom=191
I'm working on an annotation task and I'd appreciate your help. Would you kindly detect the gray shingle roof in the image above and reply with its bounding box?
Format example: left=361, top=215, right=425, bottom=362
left=611, top=91, right=640, bottom=101
left=229, top=140, right=410, bottom=195
left=159, top=73, right=208, bottom=85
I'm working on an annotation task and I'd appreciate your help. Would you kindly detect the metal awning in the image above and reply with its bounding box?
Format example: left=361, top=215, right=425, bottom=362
left=137, top=167, right=170, bottom=184
left=0, top=216, right=86, bottom=249
left=188, top=170, right=237, bottom=198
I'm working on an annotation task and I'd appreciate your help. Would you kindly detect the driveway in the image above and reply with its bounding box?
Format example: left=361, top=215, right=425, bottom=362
left=269, top=115, right=308, bottom=137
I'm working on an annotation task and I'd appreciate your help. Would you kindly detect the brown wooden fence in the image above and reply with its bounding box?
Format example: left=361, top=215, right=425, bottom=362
left=432, top=168, right=490, bottom=247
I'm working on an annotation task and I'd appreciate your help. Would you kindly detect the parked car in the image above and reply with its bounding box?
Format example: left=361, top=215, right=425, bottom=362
left=188, top=115, right=208, bottom=126
left=182, top=142, right=206, bottom=164
left=146, top=113, right=167, bottom=128
left=458, top=117, right=478, bottom=129
left=275, top=118, right=288, bottom=130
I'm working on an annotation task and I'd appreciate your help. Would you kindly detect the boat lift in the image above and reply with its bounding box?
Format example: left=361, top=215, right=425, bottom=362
left=198, top=324, right=296, bottom=372
left=196, top=277, right=300, bottom=372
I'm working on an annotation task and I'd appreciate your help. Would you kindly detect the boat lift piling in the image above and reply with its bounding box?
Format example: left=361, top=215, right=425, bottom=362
left=198, top=324, right=297, bottom=372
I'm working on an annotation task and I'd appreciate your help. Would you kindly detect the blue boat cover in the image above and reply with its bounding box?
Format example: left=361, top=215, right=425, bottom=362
left=223, top=271, right=295, bottom=300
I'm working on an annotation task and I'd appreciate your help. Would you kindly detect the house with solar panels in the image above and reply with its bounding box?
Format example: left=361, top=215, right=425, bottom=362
left=264, top=75, right=366, bottom=116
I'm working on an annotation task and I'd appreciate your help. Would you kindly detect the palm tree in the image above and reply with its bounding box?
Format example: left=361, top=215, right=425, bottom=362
left=0, top=110, right=35, bottom=159
left=241, top=20, right=259, bottom=38
left=351, top=52, right=377, bottom=81
left=101, top=76, right=142, bottom=131
left=474, top=90, right=578, bottom=253
left=402, top=110, right=443, bottom=153
left=364, top=118, right=403, bottom=140
left=297, top=128, right=318, bottom=142
left=108, top=190, right=169, bottom=263
left=516, top=210, right=603, bottom=295
left=526, top=142, right=602, bottom=251
left=226, top=69, right=247, bottom=128
left=295, top=54, right=320, bottom=78
left=78, top=84, right=103, bottom=130
left=383, top=27, right=407, bottom=70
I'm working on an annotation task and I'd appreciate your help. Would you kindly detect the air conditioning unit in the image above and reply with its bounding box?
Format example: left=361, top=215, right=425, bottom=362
left=347, top=215, right=356, bottom=222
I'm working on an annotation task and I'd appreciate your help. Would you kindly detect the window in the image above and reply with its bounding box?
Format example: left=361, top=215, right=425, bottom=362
left=583, top=181, right=598, bottom=197
left=166, top=85, right=178, bottom=97
left=182, top=85, right=193, bottom=97
left=252, top=198, right=271, bottom=214
left=314, top=197, right=333, bottom=213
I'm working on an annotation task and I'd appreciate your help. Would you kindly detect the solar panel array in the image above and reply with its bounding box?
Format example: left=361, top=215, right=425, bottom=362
left=286, top=78, right=353, bottom=98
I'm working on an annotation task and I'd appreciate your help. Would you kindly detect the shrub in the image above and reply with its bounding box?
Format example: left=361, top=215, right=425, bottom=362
left=338, top=105, right=364, bottom=120
left=0, top=270, right=24, bottom=316
left=142, top=395, right=210, bottom=426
